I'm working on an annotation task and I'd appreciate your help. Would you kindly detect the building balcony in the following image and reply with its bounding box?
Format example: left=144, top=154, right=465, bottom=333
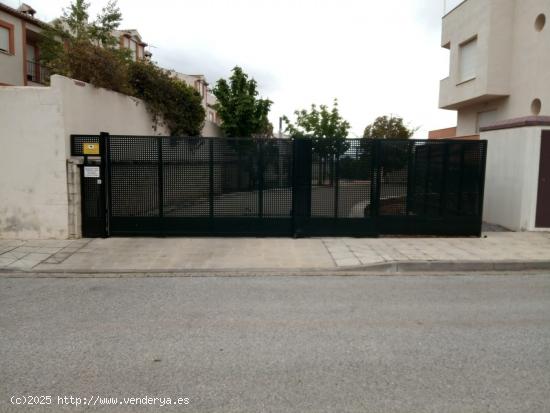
left=439, top=75, right=509, bottom=110
left=26, top=60, right=50, bottom=85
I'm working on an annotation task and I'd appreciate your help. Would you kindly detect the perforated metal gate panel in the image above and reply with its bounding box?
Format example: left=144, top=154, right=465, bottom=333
left=109, top=137, right=159, bottom=218
left=213, top=139, right=259, bottom=217
left=163, top=138, right=210, bottom=217
left=378, top=140, right=410, bottom=216
left=104, top=137, right=295, bottom=236
left=72, top=135, right=487, bottom=238
left=337, top=139, right=373, bottom=219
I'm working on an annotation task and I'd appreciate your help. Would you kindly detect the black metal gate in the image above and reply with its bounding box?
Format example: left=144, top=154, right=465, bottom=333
left=72, top=134, right=487, bottom=238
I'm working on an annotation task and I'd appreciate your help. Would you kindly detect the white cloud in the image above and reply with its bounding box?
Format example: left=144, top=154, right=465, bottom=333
left=7, top=0, right=457, bottom=137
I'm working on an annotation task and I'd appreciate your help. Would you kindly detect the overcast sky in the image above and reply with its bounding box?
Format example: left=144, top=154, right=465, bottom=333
left=7, top=0, right=459, bottom=138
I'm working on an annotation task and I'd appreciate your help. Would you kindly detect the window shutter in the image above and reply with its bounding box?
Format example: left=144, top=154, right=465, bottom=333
left=459, top=38, right=477, bottom=82
left=0, top=27, right=9, bottom=52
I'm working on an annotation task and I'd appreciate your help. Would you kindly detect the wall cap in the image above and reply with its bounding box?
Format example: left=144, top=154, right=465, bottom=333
left=480, top=116, right=550, bottom=132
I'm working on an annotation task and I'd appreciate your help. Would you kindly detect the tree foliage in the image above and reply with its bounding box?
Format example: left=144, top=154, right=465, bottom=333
left=40, top=0, right=132, bottom=93
left=39, top=0, right=205, bottom=136
left=283, top=99, right=351, bottom=185
left=362, top=115, right=417, bottom=140
left=128, top=61, right=204, bottom=136
left=362, top=115, right=417, bottom=176
left=213, top=67, right=273, bottom=138
left=283, top=99, right=351, bottom=157
left=90, top=0, right=123, bottom=47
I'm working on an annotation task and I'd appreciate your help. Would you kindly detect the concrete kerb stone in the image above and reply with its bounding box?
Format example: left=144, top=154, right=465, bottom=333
left=1, top=260, right=550, bottom=277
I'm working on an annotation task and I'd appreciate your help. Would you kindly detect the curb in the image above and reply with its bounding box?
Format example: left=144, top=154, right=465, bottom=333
left=1, top=260, right=550, bottom=277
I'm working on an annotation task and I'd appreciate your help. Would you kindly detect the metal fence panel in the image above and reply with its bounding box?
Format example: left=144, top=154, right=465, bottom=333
left=72, top=135, right=487, bottom=238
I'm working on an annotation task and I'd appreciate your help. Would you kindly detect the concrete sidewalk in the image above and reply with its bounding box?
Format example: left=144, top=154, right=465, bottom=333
left=1, top=231, right=550, bottom=274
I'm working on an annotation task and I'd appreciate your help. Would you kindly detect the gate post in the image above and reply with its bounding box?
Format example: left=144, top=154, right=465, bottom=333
left=258, top=140, right=264, bottom=219
left=477, top=140, right=488, bottom=237
left=406, top=141, right=415, bottom=215
left=439, top=141, right=450, bottom=216
left=209, top=138, right=214, bottom=219
left=292, top=139, right=312, bottom=237
left=99, top=131, right=110, bottom=238
left=334, top=154, right=340, bottom=219
left=157, top=136, right=164, bottom=236
left=370, top=139, right=382, bottom=218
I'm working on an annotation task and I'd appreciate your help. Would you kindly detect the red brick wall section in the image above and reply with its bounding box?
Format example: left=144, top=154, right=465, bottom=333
left=428, top=127, right=457, bottom=139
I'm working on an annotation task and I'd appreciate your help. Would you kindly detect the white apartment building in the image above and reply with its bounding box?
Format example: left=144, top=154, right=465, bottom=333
left=438, top=0, right=549, bottom=231
left=440, top=0, right=550, bottom=135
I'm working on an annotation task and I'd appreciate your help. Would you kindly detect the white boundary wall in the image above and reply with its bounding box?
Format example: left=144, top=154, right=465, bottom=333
left=0, top=75, right=168, bottom=239
left=482, top=126, right=547, bottom=231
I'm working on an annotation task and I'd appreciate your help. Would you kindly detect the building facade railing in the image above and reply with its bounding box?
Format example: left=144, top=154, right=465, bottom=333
left=26, top=60, right=50, bottom=85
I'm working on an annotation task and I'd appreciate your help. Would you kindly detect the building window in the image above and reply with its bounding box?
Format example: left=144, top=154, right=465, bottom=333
left=0, top=21, right=15, bottom=54
left=129, top=40, right=137, bottom=60
left=26, top=44, right=37, bottom=80
left=459, top=37, right=477, bottom=83
left=121, top=36, right=140, bottom=60
left=196, top=81, right=204, bottom=97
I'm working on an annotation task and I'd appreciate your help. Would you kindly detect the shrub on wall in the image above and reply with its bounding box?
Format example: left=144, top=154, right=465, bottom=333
left=39, top=0, right=206, bottom=136
left=58, top=40, right=133, bottom=95
left=40, top=0, right=133, bottom=94
left=128, top=61, right=205, bottom=136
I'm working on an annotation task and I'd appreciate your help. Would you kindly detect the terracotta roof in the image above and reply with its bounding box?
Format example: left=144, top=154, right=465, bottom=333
left=116, top=29, right=147, bottom=46
left=0, top=2, right=48, bottom=27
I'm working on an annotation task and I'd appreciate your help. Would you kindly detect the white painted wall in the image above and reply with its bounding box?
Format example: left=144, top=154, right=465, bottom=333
left=482, top=126, right=546, bottom=231
left=0, top=84, right=68, bottom=238
left=55, top=76, right=168, bottom=155
left=0, top=75, right=169, bottom=239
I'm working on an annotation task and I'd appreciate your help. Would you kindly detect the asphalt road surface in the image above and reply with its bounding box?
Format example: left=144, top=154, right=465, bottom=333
left=1, top=274, right=549, bottom=412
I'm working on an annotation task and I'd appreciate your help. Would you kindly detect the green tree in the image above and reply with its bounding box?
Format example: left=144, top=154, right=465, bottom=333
left=362, top=115, right=418, bottom=176
left=212, top=67, right=273, bottom=188
left=362, top=115, right=417, bottom=140
left=39, top=0, right=205, bottom=136
left=39, top=0, right=132, bottom=93
left=90, top=0, right=124, bottom=47
left=212, top=66, right=273, bottom=138
left=283, top=99, right=351, bottom=184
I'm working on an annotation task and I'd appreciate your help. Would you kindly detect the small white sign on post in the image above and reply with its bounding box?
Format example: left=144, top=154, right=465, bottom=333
left=84, top=166, right=100, bottom=178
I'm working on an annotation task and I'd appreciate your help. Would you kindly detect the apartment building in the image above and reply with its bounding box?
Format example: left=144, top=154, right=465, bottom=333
left=172, top=72, right=221, bottom=126
left=112, top=29, right=151, bottom=61
left=0, top=2, right=49, bottom=86
left=439, top=0, right=549, bottom=135
left=0, top=2, right=151, bottom=87
left=437, top=0, right=549, bottom=231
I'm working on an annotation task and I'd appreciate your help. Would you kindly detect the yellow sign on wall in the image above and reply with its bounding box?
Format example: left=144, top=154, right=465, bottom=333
left=83, top=143, right=100, bottom=155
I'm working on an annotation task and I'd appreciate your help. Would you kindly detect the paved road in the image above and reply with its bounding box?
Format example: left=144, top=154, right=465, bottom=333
left=1, top=274, right=549, bottom=412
